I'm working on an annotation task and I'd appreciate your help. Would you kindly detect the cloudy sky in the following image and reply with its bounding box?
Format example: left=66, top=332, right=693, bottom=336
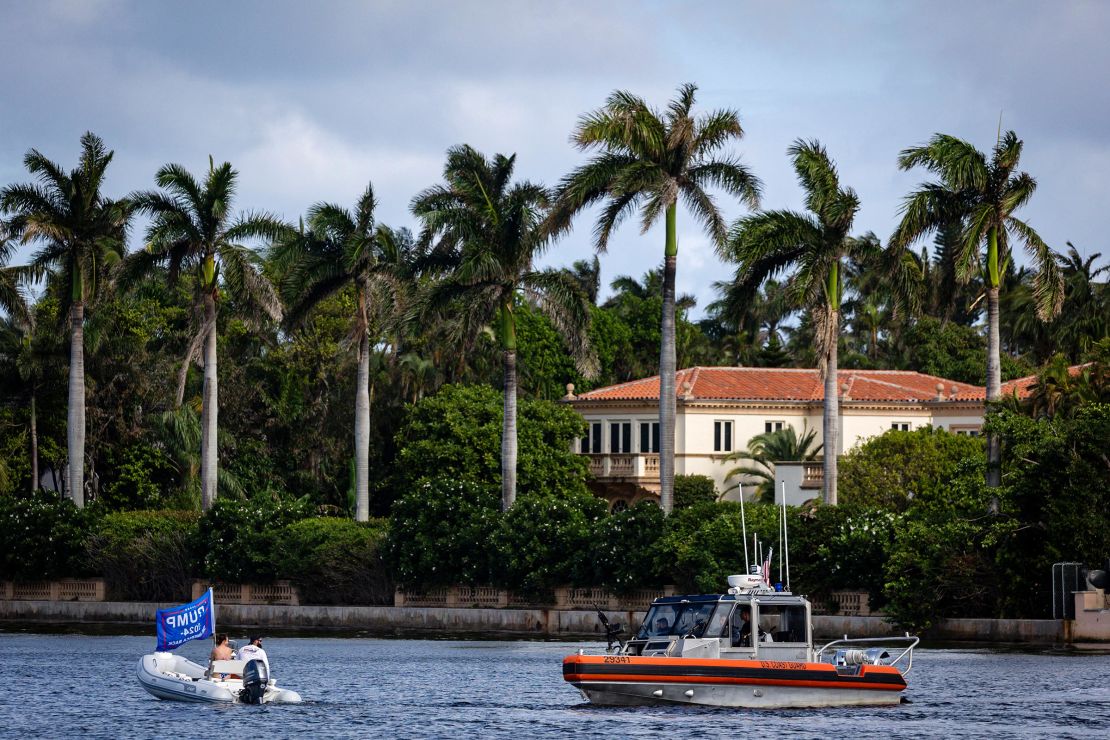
left=2, top=0, right=1107, bottom=316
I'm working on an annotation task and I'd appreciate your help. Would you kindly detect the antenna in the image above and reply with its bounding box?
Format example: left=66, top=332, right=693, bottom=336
left=782, top=481, right=791, bottom=592
left=739, top=483, right=749, bottom=571
left=778, top=488, right=784, bottom=584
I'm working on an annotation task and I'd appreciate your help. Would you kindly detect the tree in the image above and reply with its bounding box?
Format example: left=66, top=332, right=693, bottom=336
left=125, top=158, right=285, bottom=510
left=272, top=184, right=411, bottom=521
left=1, top=132, right=132, bottom=507
left=892, top=130, right=1063, bottom=497
left=724, top=423, right=823, bottom=502
left=412, top=145, right=597, bottom=510
left=725, top=140, right=917, bottom=504
left=550, top=83, right=762, bottom=514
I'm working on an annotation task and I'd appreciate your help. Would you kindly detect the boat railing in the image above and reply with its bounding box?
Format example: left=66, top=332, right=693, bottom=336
left=814, top=634, right=920, bottom=675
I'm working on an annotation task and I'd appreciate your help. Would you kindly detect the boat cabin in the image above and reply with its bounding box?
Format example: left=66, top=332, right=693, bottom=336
left=623, top=590, right=813, bottom=663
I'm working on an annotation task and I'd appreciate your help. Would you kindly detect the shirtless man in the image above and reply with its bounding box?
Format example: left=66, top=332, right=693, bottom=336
left=210, top=633, right=233, bottom=662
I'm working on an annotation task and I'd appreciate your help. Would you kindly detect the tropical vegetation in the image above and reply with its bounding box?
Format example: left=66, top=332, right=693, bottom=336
left=0, top=88, right=1107, bottom=629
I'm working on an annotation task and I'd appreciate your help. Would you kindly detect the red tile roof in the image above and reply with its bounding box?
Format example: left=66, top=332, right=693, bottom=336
left=573, top=367, right=985, bottom=403
left=1000, top=363, right=1092, bottom=399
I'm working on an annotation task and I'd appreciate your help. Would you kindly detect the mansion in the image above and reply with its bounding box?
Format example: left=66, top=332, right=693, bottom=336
left=564, top=366, right=988, bottom=509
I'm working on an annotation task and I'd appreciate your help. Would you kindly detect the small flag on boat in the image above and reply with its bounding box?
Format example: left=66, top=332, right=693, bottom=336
left=155, top=588, right=216, bottom=651
left=762, top=547, right=773, bottom=585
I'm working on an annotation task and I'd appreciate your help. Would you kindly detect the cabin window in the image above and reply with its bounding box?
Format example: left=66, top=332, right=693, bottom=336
left=755, top=604, right=808, bottom=643
left=639, top=421, right=660, bottom=453
left=891, top=422, right=911, bottom=432
left=581, top=422, right=602, bottom=454
left=609, top=420, right=632, bottom=454
left=636, top=602, right=717, bottom=638
left=714, top=420, right=733, bottom=452
left=764, top=420, right=784, bottom=434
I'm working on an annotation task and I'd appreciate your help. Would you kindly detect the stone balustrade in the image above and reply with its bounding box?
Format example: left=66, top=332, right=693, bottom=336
left=190, top=580, right=300, bottom=606
left=2, top=579, right=106, bottom=601
left=394, top=585, right=675, bottom=610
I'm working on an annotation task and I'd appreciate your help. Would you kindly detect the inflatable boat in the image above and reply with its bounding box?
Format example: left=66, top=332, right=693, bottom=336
left=563, top=572, right=918, bottom=708
left=137, top=653, right=303, bottom=704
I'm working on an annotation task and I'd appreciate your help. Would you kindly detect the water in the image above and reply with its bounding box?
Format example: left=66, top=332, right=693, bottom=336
left=0, top=633, right=1107, bottom=739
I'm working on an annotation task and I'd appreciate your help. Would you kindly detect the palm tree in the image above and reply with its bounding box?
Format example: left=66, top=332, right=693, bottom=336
left=413, top=144, right=598, bottom=510
left=724, top=423, right=823, bottom=502
left=1, top=132, right=131, bottom=507
left=272, top=184, right=412, bottom=521
left=0, top=227, right=32, bottom=329
left=724, top=140, right=918, bottom=505
left=124, top=158, right=285, bottom=510
left=892, top=130, right=1063, bottom=493
left=550, top=83, right=762, bottom=514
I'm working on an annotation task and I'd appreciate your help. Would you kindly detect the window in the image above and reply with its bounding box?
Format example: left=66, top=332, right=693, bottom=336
left=764, top=420, right=784, bottom=434
left=610, top=499, right=629, bottom=514
left=891, top=422, right=911, bottom=432
left=951, top=425, right=981, bottom=437
left=609, top=420, right=632, bottom=454
left=639, top=421, right=660, bottom=453
left=581, top=422, right=602, bottom=454
left=714, top=420, right=733, bottom=452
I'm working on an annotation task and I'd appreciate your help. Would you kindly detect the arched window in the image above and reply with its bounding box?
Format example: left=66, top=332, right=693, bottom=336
left=610, top=499, right=629, bottom=514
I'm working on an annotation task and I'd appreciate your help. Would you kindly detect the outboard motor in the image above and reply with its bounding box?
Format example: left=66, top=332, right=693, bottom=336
left=239, top=659, right=269, bottom=704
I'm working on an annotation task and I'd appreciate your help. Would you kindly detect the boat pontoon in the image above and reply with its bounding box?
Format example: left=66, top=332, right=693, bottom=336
left=137, top=653, right=302, bottom=704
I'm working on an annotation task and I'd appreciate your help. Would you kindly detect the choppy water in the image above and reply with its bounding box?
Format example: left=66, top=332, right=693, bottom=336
left=0, top=633, right=1107, bottom=739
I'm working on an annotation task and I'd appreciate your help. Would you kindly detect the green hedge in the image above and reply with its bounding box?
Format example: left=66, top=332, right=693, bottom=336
left=86, top=510, right=199, bottom=601
left=193, top=496, right=313, bottom=583
left=0, top=492, right=94, bottom=580
left=276, top=517, right=392, bottom=605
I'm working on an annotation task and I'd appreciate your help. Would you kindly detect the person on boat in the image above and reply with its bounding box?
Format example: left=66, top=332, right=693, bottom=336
left=653, top=617, right=670, bottom=635
left=236, top=636, right=270, bottom=670
left=733, top=607, right=753, bottom=646
left=210, top=633, right=234, bottom=662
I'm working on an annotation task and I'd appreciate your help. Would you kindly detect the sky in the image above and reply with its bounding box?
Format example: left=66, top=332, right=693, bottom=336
left=2, top=0, right=1107, bottom=317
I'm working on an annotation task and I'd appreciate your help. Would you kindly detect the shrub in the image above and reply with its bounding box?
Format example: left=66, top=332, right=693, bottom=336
left=0, top=492, right=95, bottom=580
left=276, top=517, right=392, bottom=605
left=585, top=500, right=665, bottom=593
left=86, top=510, right=199, bottom=601
left=388, top=477, right=501, bottom=588
left=193, top=496, right=312, bottom=583
left=392, top=384, right=589, bottom=499
left=492, top=490, right=608, bottom=593
left=99, top=443, right=178, bottom=511
left=839, top=426, right=984, bottom=511
left=673, top=475, right=717, bottom=509
left=655, top=501, right=783, bottom=593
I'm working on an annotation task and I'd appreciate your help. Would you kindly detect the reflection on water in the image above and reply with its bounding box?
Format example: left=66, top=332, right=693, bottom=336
left=0, top=633, right=1107, bottom=738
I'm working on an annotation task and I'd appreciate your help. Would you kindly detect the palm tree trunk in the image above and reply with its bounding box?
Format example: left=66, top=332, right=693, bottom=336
left=354, top=330, right=371, bottom=522
left=659, top=203, right=678, bottom=515
left=30, top=390, right=39, bottom=494
left=822, top=312, right=839, bottom=506
left=67, top=302, right=85, bottom=508
left=985, top=284, right=1002, bottom=499
left=502, top=348, right=518, bottom=511
left=200, top=292, right=218, bottom=511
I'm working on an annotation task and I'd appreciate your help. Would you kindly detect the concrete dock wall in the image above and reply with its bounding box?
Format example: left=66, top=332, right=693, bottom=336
left=2, top=599, right=1094, bottom=644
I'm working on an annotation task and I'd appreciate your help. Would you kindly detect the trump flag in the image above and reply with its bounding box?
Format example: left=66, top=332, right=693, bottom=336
left=155, top=588, right=216, bottom=651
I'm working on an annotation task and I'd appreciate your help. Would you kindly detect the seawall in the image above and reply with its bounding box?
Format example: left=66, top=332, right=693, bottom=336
left=0, top=599, right=1078, bottom=644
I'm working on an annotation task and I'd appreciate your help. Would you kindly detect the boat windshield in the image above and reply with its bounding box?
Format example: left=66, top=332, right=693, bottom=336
left=637, top=602, right=722, bottom=639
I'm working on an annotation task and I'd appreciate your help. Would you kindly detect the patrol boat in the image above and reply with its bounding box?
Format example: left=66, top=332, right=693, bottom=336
left=563, top=572, right=918, bottom=708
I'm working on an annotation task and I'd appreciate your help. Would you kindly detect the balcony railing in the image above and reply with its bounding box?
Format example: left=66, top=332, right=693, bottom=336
left=801, top=461, right=824, bottom=488
left=583, top=453, right=660, bottom=480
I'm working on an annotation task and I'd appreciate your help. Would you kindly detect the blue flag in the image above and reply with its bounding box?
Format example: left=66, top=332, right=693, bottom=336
left=155, top=588, right=216, bottom=651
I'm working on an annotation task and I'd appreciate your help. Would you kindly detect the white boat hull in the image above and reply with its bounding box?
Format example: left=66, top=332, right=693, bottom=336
left=137, top=653, right=302, bottom=704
